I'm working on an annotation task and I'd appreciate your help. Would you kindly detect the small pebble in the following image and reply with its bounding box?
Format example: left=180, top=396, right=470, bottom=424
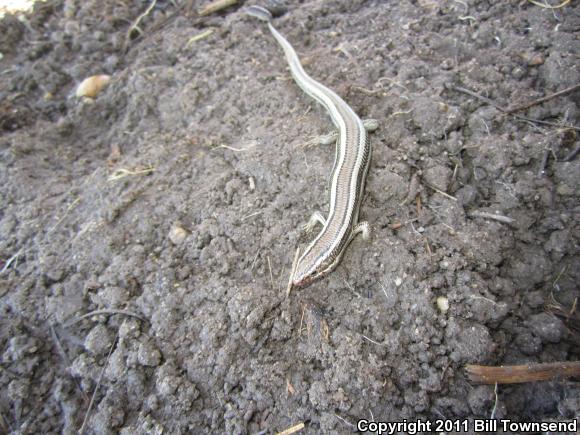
left=76, top=74, right=111, bottom=98
left=528, top=54, right=544, bottom=66
left=168, top=223, right=189, bottom=245
left=511, top=66, right=525, bottom=80
left=436, top=296, right=449, bottom=313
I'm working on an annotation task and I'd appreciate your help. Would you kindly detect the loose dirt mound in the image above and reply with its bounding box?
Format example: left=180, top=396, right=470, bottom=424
left=1, top=0, right=578, bottom=433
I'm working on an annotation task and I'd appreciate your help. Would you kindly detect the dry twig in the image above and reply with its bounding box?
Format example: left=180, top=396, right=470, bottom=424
left=79, top=333, right=119, bottom=434
left=451, top=85, right=580, bottom=131
left=423, top=182, right=457, bottom=201
left=64, top=309, right=146, bottom=327
left=506, top=83, right=580, bottom=114
left=466, top=361, right=580, bottom=384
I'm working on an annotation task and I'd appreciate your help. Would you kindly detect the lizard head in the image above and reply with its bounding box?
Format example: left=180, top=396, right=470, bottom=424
left=291, top=253, right=334, bottom=288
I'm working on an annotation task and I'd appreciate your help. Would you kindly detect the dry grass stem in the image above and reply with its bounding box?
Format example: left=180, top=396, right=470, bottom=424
left=108, top=166, right=154, bottom=181
left=50, top=326, right=90, bottom=403
left=424, top=182, right=457, bottom=201
left=490, top=383, right=499, bottom=419
left=79, top=333, right=119, bottom=434
left=362, top=334, right=383, bottom=346
left=126, top=0, right=157, bottom=44
left=48, top=197, right=81, bottom=233
left=198, top=0, right=237, bottom=16
left=527, top=0, right=570, bottom=9
left=343, top=278, right=362, bottom=298
left=241, top=210, right=263, bottom=221
left=186, top=29, right=214, bottom=47
left=212, top=144, right=256, bottom=152
left=469, top=210, right=515, bottom=225
left=1, top=248, right=25, bottom=274
left=64, top=309, right=146, bottom=327
left=276, top=422, right=305, bottom=435
left=267, top=255, right=274, bottom=289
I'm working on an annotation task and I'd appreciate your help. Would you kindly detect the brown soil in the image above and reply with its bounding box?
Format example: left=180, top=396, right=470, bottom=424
left=1, top=0, right=579, bottom=433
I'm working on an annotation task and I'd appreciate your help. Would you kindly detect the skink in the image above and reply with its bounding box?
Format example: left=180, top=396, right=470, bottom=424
left=246, top=6, right=373, bottom=288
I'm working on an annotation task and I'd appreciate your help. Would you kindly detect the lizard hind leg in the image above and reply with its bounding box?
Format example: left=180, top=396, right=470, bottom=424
left=350, top=221, right=371, bottom=242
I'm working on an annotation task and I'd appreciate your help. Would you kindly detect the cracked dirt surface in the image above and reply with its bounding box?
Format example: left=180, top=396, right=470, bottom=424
left=0, top=0, right=579, bottom=433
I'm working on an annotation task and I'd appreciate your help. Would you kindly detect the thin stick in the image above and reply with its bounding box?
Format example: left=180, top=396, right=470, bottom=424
left=250, top=249, right=261, bottom=271
left=79, top=333, right=118, bottom=434
left=48, top=197, right=81, bottom=233
left=50, top=326, right=90, bottom=403
left=343, top=278, right=362, bottom=298
left=506, top=83, right=580, bottom=114
left=185, top=29, right=214, bottom=48
left=377, top=76, right=409, bottom=92
left=276, top=422, right=305, bottom=435
left=350, top=85, right=382, bottom=96
left=469, top=210, right=514, bottom=225
left=1, top=248, right=24, bottom=274
left=527, top=0, right=570, bottom=9
left=546, top=297, right=579, bottom=336
left=212, top=143, right=256, bottom=152
left=126, top=0, right=157, bottom=42
left=552, top=265, right=568, bottom=288
left=490, top=383, right=499, bottom=419
left=469, top=295, right=500, bottom=306
left=334, top=413, right=356, bottom=428
left=380, top=283, right=390, bottom=301
left=298, top=305, right=305, bottom=336
left=277, top=263, right=287, bottom=293
left=108, top=166, right=154, bottom=181
left=64, top=309, right=146, bottom=327
left=198, top=0, right=237, bottom=16
left=458, top=15, right=477, bottom=23
left=241, top=210, right=263, bottom=221
left=267, top=256, right=274, bottom=290
left=452, top=85, right=506, bottom=111
left=424, top=182, right=457, bottom=201
left=466, top=361, right=580, bottom=384
left=452, top=85, right=580, bottom=131
left=362, top=334, right=384, bottom=346
left=562, top=145, right=580, bottom=162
